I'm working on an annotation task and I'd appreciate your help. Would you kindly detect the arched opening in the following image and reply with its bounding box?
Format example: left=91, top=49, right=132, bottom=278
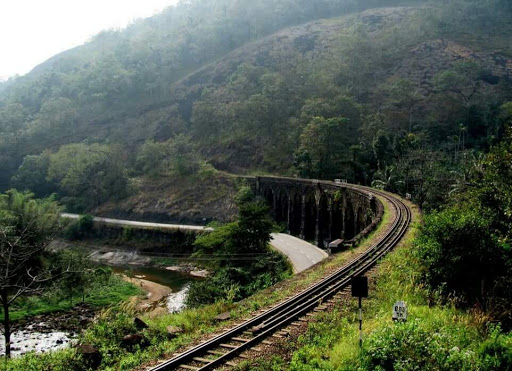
left=356, top=206, right=366, bottom=235
left=263, top=188, right=274, bottom=208
left=344, top=200, right=355, bottom=240
left=317, top=194, right=330, bottom=248
left=289, top=193, right=302, bottom=236
left=274, top=190, right=284, bottom=223
left=303, top=192, right=317, bottom=242
left=366, top=213, right=373, bottom=227
left=331, top=198, right=342, bottom=240
left=275, top=189, right=288, bottom=225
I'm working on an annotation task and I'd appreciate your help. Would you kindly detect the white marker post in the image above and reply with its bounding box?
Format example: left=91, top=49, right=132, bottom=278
left=392, top=301, right=407, bottom=322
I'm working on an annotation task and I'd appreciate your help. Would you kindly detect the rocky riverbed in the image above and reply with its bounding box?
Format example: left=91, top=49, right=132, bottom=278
left=0, top=303, right=96, bottom=357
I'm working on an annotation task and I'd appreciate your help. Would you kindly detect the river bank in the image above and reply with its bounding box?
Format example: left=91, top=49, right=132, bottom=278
left=1, top=257, right=203, bottom=357
left=0, top=303, right=96, bottom=357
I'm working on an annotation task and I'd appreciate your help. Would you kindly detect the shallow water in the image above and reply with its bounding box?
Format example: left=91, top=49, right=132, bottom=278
left=112, top=265, right=199, bottom=291
left=0, top=330, right=74, bottom=357
left=167, top=284, right=191, bottom=313
left=4, top=264, right=198, bottom=357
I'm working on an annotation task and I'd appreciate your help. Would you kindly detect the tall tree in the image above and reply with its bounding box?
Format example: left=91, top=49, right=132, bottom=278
left=0, top=190, right=62, bottom=357
left=47, top=143, right=129, bottom=211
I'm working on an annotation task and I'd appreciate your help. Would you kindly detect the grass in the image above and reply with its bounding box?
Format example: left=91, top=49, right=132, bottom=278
left=6, top=275, right=141, bottom=322
left=274, top=201, right=512, bottom=371
left=2, top=195, right=392, bottom=370
left=93, top=194, right=394, bottom=370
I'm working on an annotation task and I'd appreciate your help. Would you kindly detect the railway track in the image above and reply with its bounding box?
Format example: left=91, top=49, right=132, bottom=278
left=149, top=184, right=412, bottom=371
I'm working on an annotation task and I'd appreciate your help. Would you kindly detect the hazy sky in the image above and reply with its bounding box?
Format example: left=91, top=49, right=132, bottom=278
left=0, top=0, right=180, bottom=80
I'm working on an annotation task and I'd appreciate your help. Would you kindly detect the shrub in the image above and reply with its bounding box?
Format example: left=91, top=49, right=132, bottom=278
left=478, top=326, right=512, bottom=371
left=414, top=207, right=508, bottom=307
left=361, top=319, right=480, bottom=371
left=64, top=214, right=94, bottom=239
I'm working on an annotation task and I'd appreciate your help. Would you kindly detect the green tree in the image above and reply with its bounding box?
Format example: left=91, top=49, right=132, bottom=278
left=294, top=117, right=354, bottom=179
left=434, top=60, right=483, bottom=109
left=188, top=199, right=289, bottom=306
left=47, top=143, right=129, bottom=211
left=10, top=151, right=53, bottom=197
left=135, top=139, right=171, bottom=176
left=0, top=190, right=62, bottom=357
left=415, top=208, right=508, bottom=309
left=55, top=249, right=93, bottom=305
left=0, top=103, right=28, bottom=190
left=382, top=77, right=424, bottom=133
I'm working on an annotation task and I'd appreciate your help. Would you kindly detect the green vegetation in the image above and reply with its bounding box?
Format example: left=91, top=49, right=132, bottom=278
left=240, top=133, right=512, bottom=369
left=0, top=190, right=62, bottom=357
left=0, top=0, right=511, bottom=215
left=233, top=205, right=511, bottom=371
left=187, top=189, right=291, bottom=306
left=0, top=193, right=390, bottom=370
left=1, top=0, right=512, bottom=368
left=414, top=130, right=512, bottom=326
left=7, top=273, right=140, bottom=322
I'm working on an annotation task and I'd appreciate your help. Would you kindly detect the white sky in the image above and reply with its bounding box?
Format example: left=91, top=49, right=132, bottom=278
left=0, top=0, right=180, bottom=81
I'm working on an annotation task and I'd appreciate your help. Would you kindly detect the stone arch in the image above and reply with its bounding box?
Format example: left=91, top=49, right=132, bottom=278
left=303, top=191, right=317, bottom=242
left=263, top=187, right=274, bottom=209
left=317, top=194, right=330, bottom=248
left=344, top=198, right=355, bottom=240
left=275, top=188, right=288, bottom=224
left=356, top=206, right=366, bottom=235
left=289, top=192, right=302, bottom=236
left=366, top=212, right=373, bottom=227
left=331, top=194, right=343, bottom=240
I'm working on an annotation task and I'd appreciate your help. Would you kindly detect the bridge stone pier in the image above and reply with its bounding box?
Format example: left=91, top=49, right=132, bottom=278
left=248, top=176, right=383, bottom=249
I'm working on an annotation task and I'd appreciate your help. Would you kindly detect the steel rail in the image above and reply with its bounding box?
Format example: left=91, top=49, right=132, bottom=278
left=150, top=183, right=411, bottom=371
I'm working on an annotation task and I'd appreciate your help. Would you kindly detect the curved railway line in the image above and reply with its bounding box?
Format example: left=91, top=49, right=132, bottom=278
left=149, top=182, right=412, bottom=371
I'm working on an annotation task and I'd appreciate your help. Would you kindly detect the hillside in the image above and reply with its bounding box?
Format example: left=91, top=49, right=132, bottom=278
left=0, top=0, right=511, bottom=215
left=1, top=1, right=512, bottom=370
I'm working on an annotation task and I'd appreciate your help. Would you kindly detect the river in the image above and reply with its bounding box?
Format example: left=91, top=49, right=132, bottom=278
left=1, top=263, right=199, bottom=357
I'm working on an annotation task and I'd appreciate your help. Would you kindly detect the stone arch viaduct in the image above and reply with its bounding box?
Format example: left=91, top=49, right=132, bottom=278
left=247, top=176, right=383, bottom=249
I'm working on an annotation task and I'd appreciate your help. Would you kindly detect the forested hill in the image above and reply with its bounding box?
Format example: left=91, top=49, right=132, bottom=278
left=1, top=0, right=512, bottom=213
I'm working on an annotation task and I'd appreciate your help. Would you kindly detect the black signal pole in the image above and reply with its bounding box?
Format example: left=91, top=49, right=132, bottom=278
left=358, top=296, right=363, bottom=347
left=351, top=276, right=368, bottom=348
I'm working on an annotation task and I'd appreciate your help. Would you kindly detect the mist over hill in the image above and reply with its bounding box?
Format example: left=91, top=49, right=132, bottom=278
left=0, top=0, right=511, bottom=213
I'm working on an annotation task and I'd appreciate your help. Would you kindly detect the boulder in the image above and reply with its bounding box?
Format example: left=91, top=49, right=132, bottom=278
left=166, top=325, right=184, bottom=339
left=134, top=317, right=149, bottom=330
left=76, top=344, right=102, bottom=369
left=121, top=333, right=146, bottom=350
left=214, top=311, right=231, bottom=321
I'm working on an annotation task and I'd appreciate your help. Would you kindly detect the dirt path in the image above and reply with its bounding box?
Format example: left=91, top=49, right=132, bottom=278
left=124, top=276, right=172, bottom=313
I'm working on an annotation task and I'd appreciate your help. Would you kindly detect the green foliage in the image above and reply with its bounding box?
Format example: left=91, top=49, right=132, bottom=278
left=80, top=303, right=139, bottom=362
left=0, top=348, right=83, bottom=371
left=47, top=143, right=129, bottom=211
left=234, top=184, right=256, bottom=205
left=286, top=214, right=512, bottom=371
left=7, top=262, right=139, bottom=322
left=0, top=0, right=510, bottom=200
left=415, top=208, right=507, bottom=305
left=0, top=189, right=62, bottom=245
left=470, top=130, right=512, bottom=241
left=478, top=326, right=512, bottom=371
left=188, top=200, right=291, bottom=306
left=135, top=135, right=202, bottom=177
left=434, top=60, right=483, bottom=108
left=362, top=319, right=480, bottom=370
left=411, top=132, right=512, bottom=323
left=10, top=151, right=54, bottom=197
left=64, top=214, right=94, bottom=240
left=294, top=116, right=357, bottom=179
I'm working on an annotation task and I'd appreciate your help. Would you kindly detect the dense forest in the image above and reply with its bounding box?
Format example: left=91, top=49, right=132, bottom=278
left=0, top=0, right=511, bottom=214
left=1, top=0, right=512, bottom=369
